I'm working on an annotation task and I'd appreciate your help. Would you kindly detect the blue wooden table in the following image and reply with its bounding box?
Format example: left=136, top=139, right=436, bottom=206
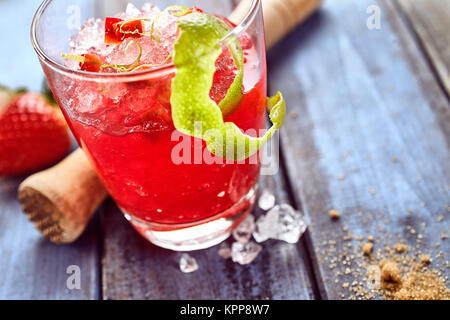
left=0, top=0, right=448, bottom=300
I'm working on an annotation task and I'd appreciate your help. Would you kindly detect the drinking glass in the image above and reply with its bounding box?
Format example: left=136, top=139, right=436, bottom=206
left=31, top=0, right=266, bottom=250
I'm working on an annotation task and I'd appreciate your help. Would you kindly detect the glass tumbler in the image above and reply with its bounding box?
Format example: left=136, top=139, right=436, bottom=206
left=31, top=0, right=266, bottom=250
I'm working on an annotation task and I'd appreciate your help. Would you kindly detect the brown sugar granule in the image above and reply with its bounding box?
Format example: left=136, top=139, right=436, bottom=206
left=391, top=267, right=450, bottom=300
left=329, top=209, right=340, bottom=219
left=420, top=255, right=432, bottom=265
left=380, top=260, right=402, bottom=283
left=370, top=247, right=449, bottom=300
left=363, top=242, right=373, bottom=256
left=393, top=243, right=408, bottom=253
left=320, top=205, right=449, bottom=300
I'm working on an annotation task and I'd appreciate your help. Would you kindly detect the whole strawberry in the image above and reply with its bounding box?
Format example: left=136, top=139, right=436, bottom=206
left=0, top=89, right=71, bottom=176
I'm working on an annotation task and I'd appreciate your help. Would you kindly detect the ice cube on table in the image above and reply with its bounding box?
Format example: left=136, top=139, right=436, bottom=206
left=253, top=204, right=307, bottom=244
left=179, top=253, right=199, bottom=273
left=231, top=242, right=262, bottom=265
left=218, top=242, right=231, bottom=259
left=232, top=215, right=255, bottom=243
left=258, top=189, right=276, bottom=211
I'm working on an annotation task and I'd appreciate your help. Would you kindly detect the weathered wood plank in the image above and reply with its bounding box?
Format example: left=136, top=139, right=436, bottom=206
left=101, top=164, right=315, bottom=300
left=0, top=0, right=100, bottom=300
left=397, top=0, right=450, bottom=98
left=0, top=177, right=100, bottom=299
left=267, top=0, right=450, bottom=299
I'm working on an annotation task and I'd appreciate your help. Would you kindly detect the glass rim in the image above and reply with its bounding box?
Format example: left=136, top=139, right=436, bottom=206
left=30, top=0, right=261, bottom=82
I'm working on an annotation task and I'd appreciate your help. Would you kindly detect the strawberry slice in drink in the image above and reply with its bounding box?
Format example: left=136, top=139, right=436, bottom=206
left=80, top=53, right=103, bottom=72
left=210, top=47, right=240, bottom=107
left=105, top=17, right=144, bottom=44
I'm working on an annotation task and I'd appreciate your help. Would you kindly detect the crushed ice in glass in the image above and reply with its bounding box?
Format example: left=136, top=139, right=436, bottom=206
left=118, top=3, right=142, bottom=19
left=218, top=242, right=231, bottom=259
left=253, top=204, right=307, bottom=244
left=231, top=242, right=262, bottom=265
left=258, top=189, right=275, bottom=211
left=67, top=2, right=175, bottom=70
left=232, top=214, right=255, bottom=243
left=179, top=253, right=198, bottom=273
left=63, top=2, right=258, bottom=137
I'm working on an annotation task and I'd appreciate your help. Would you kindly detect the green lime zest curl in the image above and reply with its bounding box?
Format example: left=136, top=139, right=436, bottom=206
left=170, top=12, right=286, bottom=161
left=100, top=40, right=142, bottom=72
left=132, top=52, right=173, bottom=71
left=165, top=5, right=191, bottom=16
left=61, top=53, right=86, bottom=63
left=117, top=18, right=160, bottom=41
left=218, top=36, right=244, bottom=118
left=118, top=6, right=192, bottom=43
left=205, top=92, right=286, bottom=161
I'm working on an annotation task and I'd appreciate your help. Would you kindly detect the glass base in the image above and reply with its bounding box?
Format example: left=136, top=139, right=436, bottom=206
left=122, top=186, right=257, bottom=251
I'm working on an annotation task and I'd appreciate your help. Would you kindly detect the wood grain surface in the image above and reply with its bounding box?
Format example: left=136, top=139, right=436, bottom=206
left=398, top=0, right=450, bottom=98
left=267, top=0, right=450, bottom=299
left=0, top=177, right=100, bottom=299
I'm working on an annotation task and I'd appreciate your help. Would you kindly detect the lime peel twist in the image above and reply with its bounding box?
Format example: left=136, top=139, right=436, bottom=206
left=171, top=12, right=286, bottom=161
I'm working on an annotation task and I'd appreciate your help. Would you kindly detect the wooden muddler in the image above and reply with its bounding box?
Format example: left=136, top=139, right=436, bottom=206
left=18, top=0, right=322, bottom=244
left=19, top=149, right=107, bottom=243
left=230, top=0, right=322, bottom=48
